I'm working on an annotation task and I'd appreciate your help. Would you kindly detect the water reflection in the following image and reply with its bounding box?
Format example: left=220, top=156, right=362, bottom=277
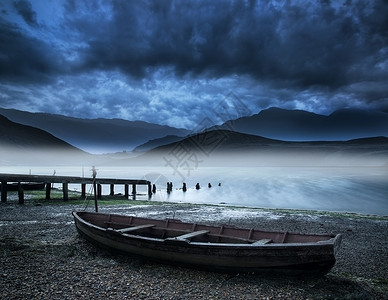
left=2, top=166, right=387, bottom=216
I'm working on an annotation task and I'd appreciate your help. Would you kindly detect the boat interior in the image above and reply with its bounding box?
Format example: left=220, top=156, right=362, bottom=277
left=78, top=212, right=335, bottom=245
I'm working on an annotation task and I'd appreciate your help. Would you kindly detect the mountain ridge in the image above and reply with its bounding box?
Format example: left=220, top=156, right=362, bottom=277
left=2, top=114, right=387, bottom=167
left=216, top=107, right=388, bottom=141
left=0, top=114, right=84, bottom=151
left=126, top=129, right=388, bottom=168
left=0, top=108, right=190, bottom=153
left=150, top=129, right=388, bottom=153
left=1, top=106, right=387, bottom=154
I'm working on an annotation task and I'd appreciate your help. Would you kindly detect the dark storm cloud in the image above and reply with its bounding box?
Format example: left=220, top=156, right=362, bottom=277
left=68, top=0, right=387, bottom=91
left=1, top=0, right=387, bottom=92
left=13, top=0, right=38, bottom=27
left=0, top=22, right=63, bottom=83
left=0, top=0, right=387, bottom=127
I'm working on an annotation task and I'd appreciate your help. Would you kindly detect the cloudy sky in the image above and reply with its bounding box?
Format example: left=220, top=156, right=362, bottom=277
left=0, top=0, right=387, bottom=129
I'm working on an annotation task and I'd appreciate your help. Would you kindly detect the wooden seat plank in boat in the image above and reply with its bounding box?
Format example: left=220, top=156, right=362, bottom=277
left=166, top=230, right=210, bottom=241
left=116, top=224, right=155, bottom=233
left=251, top=238, right=272, bottom=245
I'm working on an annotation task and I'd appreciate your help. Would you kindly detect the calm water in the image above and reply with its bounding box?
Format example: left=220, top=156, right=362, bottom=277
left=3, top=165, right=388, bottom=216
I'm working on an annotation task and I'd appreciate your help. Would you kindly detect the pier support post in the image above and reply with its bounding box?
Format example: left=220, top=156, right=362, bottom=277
left=110, top=184, right=114, bottom=196
left=132, top=184, right=136, bottom=195
left=148, top=182, right=152, bottom=197
left=97, top=184, right=102, bottom=199
left=1, top=181, right=7, bottom=202
left=124, top=184, right=129, bottom=198
left=81, top=183, right=86, bottom=199
left=17, top=182, right=24, bottom=205
left=46, top=183, right=51, bottom=200
left=62, top=182, right=69, bottom=201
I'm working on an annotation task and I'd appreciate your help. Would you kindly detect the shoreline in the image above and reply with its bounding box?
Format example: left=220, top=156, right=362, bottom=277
left=1, top=199, right=387, bottom=299
left=5, top=187, right=388, bottom=220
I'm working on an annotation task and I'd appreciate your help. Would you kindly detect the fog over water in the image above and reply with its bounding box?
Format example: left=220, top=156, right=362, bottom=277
left=2, top=150, right=387, bottom=216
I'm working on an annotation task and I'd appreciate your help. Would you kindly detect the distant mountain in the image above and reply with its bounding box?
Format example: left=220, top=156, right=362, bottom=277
left=215, top=107, right=388, bottom=141
left=134, top=129, right=388, bottom=167
left=133, top=135, right=184, bottom=153
left=0, top=108, right=190, bottom=153
left=149, top=129, right=388, bottom=153
left=0, top=114, right=94, bottom=165
left=0, top=114, right=83, bottom=151
left=145, top=130, right=282, bottom=155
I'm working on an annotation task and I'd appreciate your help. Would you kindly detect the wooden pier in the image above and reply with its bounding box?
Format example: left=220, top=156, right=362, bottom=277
left=0, top=173, right=152, bottom=204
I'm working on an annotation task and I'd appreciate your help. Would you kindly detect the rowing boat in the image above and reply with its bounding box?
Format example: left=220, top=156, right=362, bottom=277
left=73, top=211, right=341, bottom=275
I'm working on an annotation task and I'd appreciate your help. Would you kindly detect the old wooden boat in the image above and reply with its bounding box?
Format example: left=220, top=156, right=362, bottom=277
left=73, top=211, right=342, bottom=275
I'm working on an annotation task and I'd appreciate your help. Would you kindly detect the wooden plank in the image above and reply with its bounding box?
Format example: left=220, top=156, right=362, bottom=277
left=173, top=230, right=210, bottom=240
left=117, top=224, right=155, bottom=233
left=81, top=183, right=86, bottom=198
left=252, top=239, right=272, bottom=245
left=0, top=173, right=150, bottom=185
left=62, top=182, right=68, bottom=201
left=209, top=233, right=254, bottom=243
left=17, top=182, right=24, bottom=204
left=46, top=183, right=51, bottom=200
left=281, top=232, right=288, bottom=243
left=124, top=184, right=129, bottom=198
left=1, top=181, right=7, bottom=202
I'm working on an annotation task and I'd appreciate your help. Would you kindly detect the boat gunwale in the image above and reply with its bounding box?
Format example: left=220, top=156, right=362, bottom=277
left=73, top=211, right=340, bottom=248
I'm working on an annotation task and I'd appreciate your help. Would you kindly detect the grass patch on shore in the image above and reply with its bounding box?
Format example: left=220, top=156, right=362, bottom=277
left=25, top=188, right=170, bottom=207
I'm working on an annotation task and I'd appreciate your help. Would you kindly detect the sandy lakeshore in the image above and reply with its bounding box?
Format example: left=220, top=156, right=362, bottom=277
left=1, top=199, right=387, bottom=299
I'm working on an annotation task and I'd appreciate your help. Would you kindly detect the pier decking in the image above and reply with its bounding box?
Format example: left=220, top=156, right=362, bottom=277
left=0, top=173, right=152, bottom=204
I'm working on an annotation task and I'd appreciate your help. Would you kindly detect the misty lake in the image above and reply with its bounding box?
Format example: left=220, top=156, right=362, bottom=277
left=4, top=165, right=388, bottom=216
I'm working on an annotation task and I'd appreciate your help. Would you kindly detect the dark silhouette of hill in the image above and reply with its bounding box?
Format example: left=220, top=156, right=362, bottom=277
left=216, top=107, right=388, bottom=141
left=0, top=114, right=83, bottom=151
left=150, top=129, right=388, bottom=153
left=0, top=114, right=95, bottom=165
left=131, top=129, right=388, bottom=167
left=133, top=135, right=185, bottom=152
left=0, top=108, right=189, bottom=153
left=146, top=130, right=281, bottom=155
left=134, top=108, right=388, bottom=152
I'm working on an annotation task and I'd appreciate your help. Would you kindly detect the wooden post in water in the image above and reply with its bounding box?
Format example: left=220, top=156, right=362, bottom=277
left=62, top=182, right=69, bottom=201
left=46, top=183, right=51, bottom=200
left=17, top=182, right=24, bottom=205
left=124, top=184, right=129, bottom=198
left=132, top=184, right=136, bottom=195
left=110, top=184, right=114, bottom=196
left=81, top=183, right=86, bottom=199
left=1, top=181, right=7, bottom=202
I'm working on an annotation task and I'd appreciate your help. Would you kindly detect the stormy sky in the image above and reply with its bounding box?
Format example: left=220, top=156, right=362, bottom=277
left=0, top=0, right=387, bottom=129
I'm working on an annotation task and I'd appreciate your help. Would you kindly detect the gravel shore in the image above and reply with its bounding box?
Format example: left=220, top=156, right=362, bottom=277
left=1, top=199, right=387, bottom=299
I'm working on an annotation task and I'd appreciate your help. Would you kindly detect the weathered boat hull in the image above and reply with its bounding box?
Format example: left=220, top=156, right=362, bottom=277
left=73, top=211, right=341, bottom=275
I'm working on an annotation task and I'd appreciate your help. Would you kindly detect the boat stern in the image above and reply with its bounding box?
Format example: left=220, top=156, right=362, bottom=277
left=333, top=234, right=342, bottom=258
